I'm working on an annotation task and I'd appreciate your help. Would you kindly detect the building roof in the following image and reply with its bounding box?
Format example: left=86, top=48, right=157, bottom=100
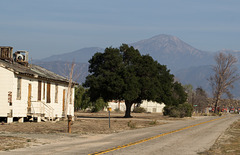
left=0, top=59, right=74, bottom=84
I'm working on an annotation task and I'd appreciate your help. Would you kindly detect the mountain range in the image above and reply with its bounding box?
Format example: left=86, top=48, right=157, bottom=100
left=33, top=34, right=240, bottom=98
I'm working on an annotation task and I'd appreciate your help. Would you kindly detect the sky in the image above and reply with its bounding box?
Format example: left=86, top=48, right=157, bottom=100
left=1, top=0, right=240, bottom=59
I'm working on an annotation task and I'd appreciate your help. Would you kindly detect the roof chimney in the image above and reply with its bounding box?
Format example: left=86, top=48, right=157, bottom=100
left=0, top=46, right=13, bottom=61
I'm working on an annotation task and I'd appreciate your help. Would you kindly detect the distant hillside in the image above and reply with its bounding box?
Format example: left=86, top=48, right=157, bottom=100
left=34, top=61, right=89, bottom=84
left=33, top=34, right=240, bottom=97
left=39, top=47, right=104, bottom=63
left=38, top=34, right=216, bottom=72
left=175, top=65, right=240, bottom=98
left=175, top=65, right=212, bottom=92
left=130, top=34, right=214, bottom=72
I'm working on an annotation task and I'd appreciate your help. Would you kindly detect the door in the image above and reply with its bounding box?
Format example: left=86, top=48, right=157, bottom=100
left=62, top=89, right=66, bottom=112
left=47, top=83, right=51, bottom=103
left=28, top=84, right=32, bottom=112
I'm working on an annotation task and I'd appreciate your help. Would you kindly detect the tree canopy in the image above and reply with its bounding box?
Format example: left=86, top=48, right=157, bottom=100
left=84, top=44, right=185, bottom=117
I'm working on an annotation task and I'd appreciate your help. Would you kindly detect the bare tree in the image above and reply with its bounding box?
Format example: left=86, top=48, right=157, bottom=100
left=183, top=84, right=194, bottom=105
left=209, top=52, right=240, bottom=113
left=64, top=61, right=75, bottom=118
left=60, top=61, right=81, bottom=82
left=194, top=87, right=208, bottom=113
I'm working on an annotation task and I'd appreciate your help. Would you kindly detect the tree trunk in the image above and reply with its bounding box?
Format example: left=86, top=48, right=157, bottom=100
left=214, top=91, right=222, bottom=113
left=214, top=101, right=218, bottom=113
left=124, top=100, right=133, bottom=118
left=214, top=96, right=220, bottom=113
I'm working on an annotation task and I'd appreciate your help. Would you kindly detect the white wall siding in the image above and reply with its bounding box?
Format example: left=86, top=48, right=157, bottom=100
left=140, top=100, right=165, bottom=113
left=107, top=101, right=127, bottom=112
left=48, top=83, right=66, bottom=118
left=12, top=76, right=33, bottom=117
left=0, top=67, right=14, bottom=116
left=31, top=82, right=75, bottom=118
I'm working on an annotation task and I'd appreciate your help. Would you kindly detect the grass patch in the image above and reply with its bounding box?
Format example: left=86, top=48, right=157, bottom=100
left=127, top=121, right=136, bottom=129
left=0, top=136, right=28, bottom=151
left=149, top=120, right=157, bottom=125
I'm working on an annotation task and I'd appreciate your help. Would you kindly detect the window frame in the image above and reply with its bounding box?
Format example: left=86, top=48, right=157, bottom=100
left=55, top=84, right=58, bottom=103
left=38, top=81, right=42, bottom=101
left=17, top=77, right=22, bottom=100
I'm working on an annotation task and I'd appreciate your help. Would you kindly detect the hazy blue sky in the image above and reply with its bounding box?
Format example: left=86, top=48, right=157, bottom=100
left=1, top=0, right=240, bottom=59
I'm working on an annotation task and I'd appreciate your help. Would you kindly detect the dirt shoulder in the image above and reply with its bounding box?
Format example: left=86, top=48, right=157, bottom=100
left=200, top=116, right=240, bottom=155
left=0, top=112, right=179, bottom=134
left=0, top=112, right=181, bottom=151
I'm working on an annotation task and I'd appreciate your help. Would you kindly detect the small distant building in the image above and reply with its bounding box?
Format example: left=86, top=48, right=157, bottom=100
left=0, top=46, right=76, bottom=123
left=140, top=100, right=165, bottom=113
left=107, top=100, right=165, bottom=113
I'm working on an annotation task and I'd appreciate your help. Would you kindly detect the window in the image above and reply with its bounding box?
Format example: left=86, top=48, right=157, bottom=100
left=55, top=84, right=58, bottom=103
left=70, top=87, right=73, bottom=104
left=43, top=82, right=45, bottom=100
left=47, top=83, right=51, bottom=103
left=62, top=89, right=66, bottom=111
left=17, top=77, right=21, bottom=100
left=38, top=81, right=42, bottom=101
left=8, top=91, right=12, bottom=106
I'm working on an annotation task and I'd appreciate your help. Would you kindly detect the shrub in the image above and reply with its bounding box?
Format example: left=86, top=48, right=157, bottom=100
left=163, top=106, right=179, bottom=117
left=178, top=103, right=193, bottom=117
left=133, top=107, right=146, bottom=113
left=163, top=103, right=193, bottom=118
left=127, top=121, right=136, bottom=128
left=170, top=108, right=181, bottom=117
left=149, top=120, right=157, bottom=125
left=163, top=106, right=173, bottom=116
left=91, top=97, right=108, bottom=112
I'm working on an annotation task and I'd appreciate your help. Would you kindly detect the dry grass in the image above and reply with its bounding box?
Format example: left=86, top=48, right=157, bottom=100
left=0, top=112, right=168, bottom=135
left=0, top=112, right=170, bottom=151
left=0, top=136, right=31, bottom=151
left=200, top=118, right=240, bottom=155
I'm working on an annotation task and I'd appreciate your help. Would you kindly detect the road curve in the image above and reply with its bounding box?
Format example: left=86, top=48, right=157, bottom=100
left=1, top=114, right=239, bottom=155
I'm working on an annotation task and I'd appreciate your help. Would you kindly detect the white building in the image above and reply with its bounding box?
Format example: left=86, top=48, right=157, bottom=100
left=0, top=46, right=76, bottom=123
left=107, top=100, right=165, bottom=113
left=140, top=100, right=165, bottom=113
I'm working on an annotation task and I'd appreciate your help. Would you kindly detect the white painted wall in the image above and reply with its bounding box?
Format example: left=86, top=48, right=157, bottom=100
left=12, top=75, right=30, bottom=117
left=140, top=100, right=165, bottom=113
left=0, top=66, right=75, bottom=119
left=107, top=101, right=127, bottom=111
left=30, top=81, right=75, bottom=118
left=0, top=67, right=14, bottom=116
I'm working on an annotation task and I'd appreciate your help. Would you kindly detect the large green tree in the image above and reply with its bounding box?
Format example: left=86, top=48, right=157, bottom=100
left=74, top=86, right=108, bottom=112
left=74, top=85, right=85, bottom=111
left=84, top=44, right=177, bottom=117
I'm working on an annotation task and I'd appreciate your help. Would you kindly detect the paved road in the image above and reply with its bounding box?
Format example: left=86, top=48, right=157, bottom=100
left=1, top=115, right=239, bottom=155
